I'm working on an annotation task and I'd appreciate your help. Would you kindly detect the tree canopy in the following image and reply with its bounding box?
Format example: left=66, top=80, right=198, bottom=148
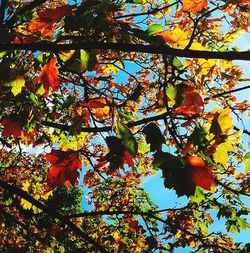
left=0, top=0, right=250, bottom=252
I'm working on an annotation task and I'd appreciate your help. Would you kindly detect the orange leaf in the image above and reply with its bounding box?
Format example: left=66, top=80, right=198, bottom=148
left=39, top=57, right=59, bottom=95
left=1, top=118, right=22, bottom=138
left=46, top=149, right=82, bottom=189
left=182, top=0, right=208, bottom=13
left=186, top=156, right=215, bottom=191
left=174, top=93, right=203, bottom=116
left=190, top=166, right=215, bottom=191
left=186, top=156, right=206, bottom=167
left=122, top=150, right=134, bottom=168
left=28, top=5, right=74, bottom=38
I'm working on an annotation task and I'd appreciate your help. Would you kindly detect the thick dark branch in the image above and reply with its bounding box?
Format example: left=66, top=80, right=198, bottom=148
left=1, top=42, right=250, bottom=61
left=0, top=0, right=7, bottom=25
left=3, top=0, right=47, bottom=27
left=0, top=180, right=108, bottom=253
left=41, top=112, right=170, bottom=132
left=68, top=207, right=185, bottom=218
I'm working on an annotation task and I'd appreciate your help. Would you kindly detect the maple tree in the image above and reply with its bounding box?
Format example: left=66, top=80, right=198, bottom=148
left=0, top=0, right=250, bottom=252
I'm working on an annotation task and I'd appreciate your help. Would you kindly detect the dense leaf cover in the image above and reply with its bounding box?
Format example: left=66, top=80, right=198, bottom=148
left=0, top=0, right=250, bottom=252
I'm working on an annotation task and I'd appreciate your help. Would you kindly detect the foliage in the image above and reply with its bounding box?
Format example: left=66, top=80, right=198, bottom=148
left=0, top=0, right=250, bottom=252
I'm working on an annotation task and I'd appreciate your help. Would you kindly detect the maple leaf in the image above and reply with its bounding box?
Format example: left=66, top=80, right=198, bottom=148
left=174, top=93, right=204, bottom=116
left=4, top=75, right=25, bottom=96
left=210, top=108, right=233, bottom=135
left=1, top=118, right=22, bottom=138
left=46, top=149, right=82, bottom=189
left=39, top=57, right=59, bottom=95
left=158, top=27, right=190, bottom=48
left=187, top=156, right=216, bottom=192
left=182, top=0, right=208, bottom=13
left=28, top=5, right=74, bottom=37
left=213, top=142, right=235, bottom=166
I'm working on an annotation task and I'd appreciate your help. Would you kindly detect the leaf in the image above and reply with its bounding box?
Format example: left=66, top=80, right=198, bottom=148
left=1, top=118, right=22, bottom=138
left=159, top=27, right=190, bottom=48
left=186, top=156, right=215, bottom=192
left=5, top=75, right=25, bottom=96
left=147, top=24, right=164, bottom=36
left=166, top=85, right=177, bottom=101
left=182, top=0, right=208, bottom=13
left=39, top=57, right=59, bottom=95
left=244, top=152, right=250, bottom=159
left=172, top=57, right=183, bottom=68
left=46, top=149, right=82, bottom=189
left=190, top=186, right=205, bottom=204
left=28, top=5, right=75, bottom=37
left=117, top=122, right=138, bottom=155
left=217, top=108, right=233, bottom=134
left=213, top=142, right=235, bottom=166
left=66, top=50, right=89, bottom=73
left=118, top=110, right=133, bottom=120
left=142, top=123, right=165, bottom=152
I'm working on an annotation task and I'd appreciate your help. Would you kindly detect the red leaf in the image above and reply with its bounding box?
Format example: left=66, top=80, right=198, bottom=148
left=174, top=93, right=203, bottom=117
left=39, top=57, right=59, bottom=95
left=79, top=98, right=107, bottom=108
left=122, top=150, right=134, bottom=168
left=186, top=156, right=215, bottom=191
left=1, top=118, right=22, bottom=138
left=46, top=149, right=82, bottom=189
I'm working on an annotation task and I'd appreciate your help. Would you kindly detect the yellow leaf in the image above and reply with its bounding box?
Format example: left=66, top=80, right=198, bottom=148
left=5, top=75, right=25, bottom=96
left=20, top=198, right=33, bottom=210
left=182, top=0, right=208, bottom=13
left=213, top=142, right=235, bottom=166
left=159, top=27, right=190, bottom=48
left=21, top=180, right=31, bottom=192
left=217, top=108, right=233, bottom=134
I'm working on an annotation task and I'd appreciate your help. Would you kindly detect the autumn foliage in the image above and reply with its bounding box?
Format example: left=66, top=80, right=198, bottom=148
left=0, top=0, right=250, bottom=252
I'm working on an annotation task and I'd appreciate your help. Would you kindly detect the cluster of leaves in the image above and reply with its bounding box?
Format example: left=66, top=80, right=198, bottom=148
left=0, top=0, right=250, bottom=252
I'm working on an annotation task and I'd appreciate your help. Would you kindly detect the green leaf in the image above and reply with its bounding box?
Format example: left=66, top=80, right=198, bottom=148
left=244, top=159, right=250, bottom=172
left=213, top=142, right=235, bottom=166
left=147, top=24, right=164, bottom=36
left=190, top=187, right=205, bottom=204
left=166, top=86, right=177, bottom=101
left=5, top=75, right=25, bottom=96
left=244, top=152, right=250, bottom=159
left=29, top=93, right=38, bottom=105
left=117, top=121, right=138, bottom=155
left=66, top=50, right=89, bottom=73
left=172, top=57, right=183, bottom=68
left=142, top=123, right=165, bottom=152
left=118, top=110, right=133, bottom=120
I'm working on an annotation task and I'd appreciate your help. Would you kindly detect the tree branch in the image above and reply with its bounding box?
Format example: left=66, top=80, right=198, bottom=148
left=68, top=207, right=186, bottom=219
left=204, top=85, right=250, bottom=101
left=0, top=180, right=108, bottom=253
left=41, top=112, right=170, bottom=132
left=1, top=42, right=250, bottom=61
left=214, top=179, right=250, bottom=197
left=0, top=0, right=7, bottom=25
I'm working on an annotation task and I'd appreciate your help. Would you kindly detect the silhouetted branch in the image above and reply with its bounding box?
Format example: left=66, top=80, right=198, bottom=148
left=114, top=1, right=180, bottom=19
left=1, top=42, right=250, bottom=61
left=214, top=179, right=250, bottom=197
left=204, top=85, right=250, bottom=101
left=0, top=0, right=7, bottom=25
